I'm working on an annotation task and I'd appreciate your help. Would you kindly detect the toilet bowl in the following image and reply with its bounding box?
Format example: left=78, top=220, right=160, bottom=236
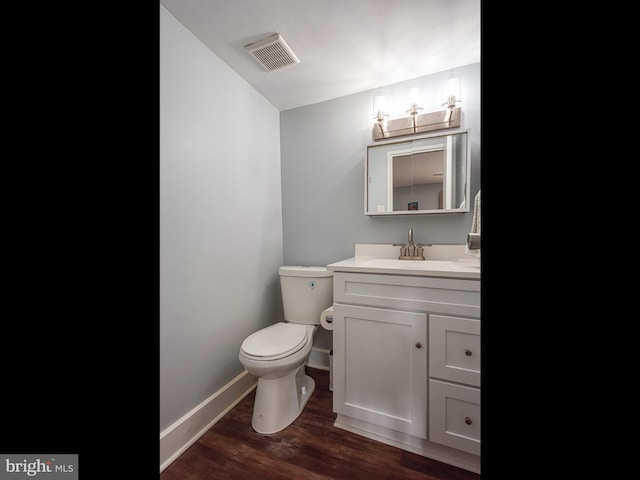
left=238, top=266, right=333, bottom=434
left=239, top=322, right=318, bottom=434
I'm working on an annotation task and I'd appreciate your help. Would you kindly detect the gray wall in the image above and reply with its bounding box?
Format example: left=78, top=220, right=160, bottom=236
left=160, top=6, right=284, bottom=432
left=280, top=64, right=480, bottom=351
left=280, top=62, right=480, bottom=268
left=161, top=2, right=480, bottom=434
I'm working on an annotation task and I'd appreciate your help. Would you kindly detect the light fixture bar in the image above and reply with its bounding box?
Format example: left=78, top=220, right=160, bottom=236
left=373, top=107, right=461, bottom=140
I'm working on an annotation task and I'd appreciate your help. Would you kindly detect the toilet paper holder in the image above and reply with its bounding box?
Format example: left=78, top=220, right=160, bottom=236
left=467, top=232, right=481, bottom=250
left=324, top=315, right=333, bottom=324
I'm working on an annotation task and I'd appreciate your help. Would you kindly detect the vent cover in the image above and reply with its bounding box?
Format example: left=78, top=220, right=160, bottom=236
left=244, top=33, right=300, bottom=72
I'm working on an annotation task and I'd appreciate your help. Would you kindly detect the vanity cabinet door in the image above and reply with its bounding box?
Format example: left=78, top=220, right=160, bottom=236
left=333, top=304, right=427, bottom=438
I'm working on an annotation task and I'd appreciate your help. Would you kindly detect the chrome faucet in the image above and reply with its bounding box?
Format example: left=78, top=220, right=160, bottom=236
left=398, top=227, right=426, bottom=260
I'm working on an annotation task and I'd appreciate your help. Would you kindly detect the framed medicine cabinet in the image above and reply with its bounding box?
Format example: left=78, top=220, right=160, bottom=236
left=365, top=129, right=470, bottom=216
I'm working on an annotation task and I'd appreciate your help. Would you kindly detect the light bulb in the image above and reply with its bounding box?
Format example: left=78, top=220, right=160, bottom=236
left=406, top=87, right=422, bottom=115
left=374, top=95, right=387, bottom=118
left=444, top=78, right=461, bottom=108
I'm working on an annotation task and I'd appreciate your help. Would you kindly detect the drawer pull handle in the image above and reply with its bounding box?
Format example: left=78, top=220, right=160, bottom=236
left=415, top=342, right=422, bottom=348
left=465, top=349, right=472, bottom=356
left=465, top=416, right=472, bottom=425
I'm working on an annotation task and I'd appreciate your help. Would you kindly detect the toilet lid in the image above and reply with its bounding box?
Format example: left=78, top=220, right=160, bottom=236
left=241, top=322, right=308, bottom=360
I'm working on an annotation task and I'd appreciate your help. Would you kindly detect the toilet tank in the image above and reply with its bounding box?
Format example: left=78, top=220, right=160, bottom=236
left=279, top=266, right=333, bottom=325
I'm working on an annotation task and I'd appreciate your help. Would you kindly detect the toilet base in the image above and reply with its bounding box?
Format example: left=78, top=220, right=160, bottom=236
left=251, top=363, right=316, bottom=434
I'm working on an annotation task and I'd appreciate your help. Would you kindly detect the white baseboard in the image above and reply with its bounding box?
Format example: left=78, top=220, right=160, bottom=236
left=160, top=370, right=257, bottom=472
left=161, top=348, right=331, bottom=473
left=307, top=346, right=331, bottom=371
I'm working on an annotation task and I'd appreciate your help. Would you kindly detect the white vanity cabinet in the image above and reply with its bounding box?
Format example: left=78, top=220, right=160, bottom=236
left=329, top=270, right=481, bottom=474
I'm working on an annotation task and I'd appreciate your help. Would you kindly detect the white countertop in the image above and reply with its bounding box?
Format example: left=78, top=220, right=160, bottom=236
left=326, top=244, right=480, bottom=279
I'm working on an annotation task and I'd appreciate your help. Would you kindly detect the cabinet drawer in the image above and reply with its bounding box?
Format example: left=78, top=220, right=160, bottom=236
left=429, top=315, right=480, bottom=387
left=429, top=379, right=480, bottom=456
left=333, top=272, right=480, bottom=317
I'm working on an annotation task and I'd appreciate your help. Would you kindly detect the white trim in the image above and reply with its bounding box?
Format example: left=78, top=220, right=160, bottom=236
left=160, top=370, right=257, bottom=472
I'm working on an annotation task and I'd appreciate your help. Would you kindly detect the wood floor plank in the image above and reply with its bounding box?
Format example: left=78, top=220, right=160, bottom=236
left=161, top=367, right=480, bottom=480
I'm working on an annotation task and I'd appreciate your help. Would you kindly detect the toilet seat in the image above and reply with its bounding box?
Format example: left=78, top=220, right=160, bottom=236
left=240, top=322, right=308, bottom=360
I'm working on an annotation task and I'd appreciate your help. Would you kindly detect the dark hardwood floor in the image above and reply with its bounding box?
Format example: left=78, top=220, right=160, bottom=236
left=161, top=367, right=480, bottom=480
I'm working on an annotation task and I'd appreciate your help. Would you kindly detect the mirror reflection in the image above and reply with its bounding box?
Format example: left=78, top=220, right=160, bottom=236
left=365, top=130, right=469, bottom=215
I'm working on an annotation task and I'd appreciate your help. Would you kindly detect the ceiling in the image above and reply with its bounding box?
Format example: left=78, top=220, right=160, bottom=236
left=160, top=0, right=481, bottom=112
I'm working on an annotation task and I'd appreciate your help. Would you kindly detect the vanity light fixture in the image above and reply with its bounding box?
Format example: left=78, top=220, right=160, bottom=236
left=441, top=77, right=461, bottom=123
left=373, top=94, right=389, bottom=135
left=441, top=77, right=461, bottom=110
left=404, top=87, right=423, bottom=133
left=372, top=80, right=461, bottom=141
left=405, top=87, right=423, bottom=116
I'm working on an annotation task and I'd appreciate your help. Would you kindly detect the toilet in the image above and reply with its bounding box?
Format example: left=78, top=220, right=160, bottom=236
left=239, top=266, right=333, bottom=434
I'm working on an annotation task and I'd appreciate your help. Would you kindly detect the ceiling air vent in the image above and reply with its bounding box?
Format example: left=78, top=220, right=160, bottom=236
left=244, top=33, right=300, bottom=72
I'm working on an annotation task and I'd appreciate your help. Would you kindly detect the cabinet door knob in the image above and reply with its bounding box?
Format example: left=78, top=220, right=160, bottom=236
left=465, top=349, right=472, bottom=356
left=465, top=416, right=472, bottom=425
left=415, top=342, right=422, bottom=348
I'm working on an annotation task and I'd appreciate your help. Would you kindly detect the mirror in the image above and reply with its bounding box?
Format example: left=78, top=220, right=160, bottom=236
left=365, top=129, right=470, bottom=215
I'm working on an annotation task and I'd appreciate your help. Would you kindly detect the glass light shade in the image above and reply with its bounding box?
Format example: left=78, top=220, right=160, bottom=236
left=408, top=87, right=421, bottom=106
left=406, top=87, right=422, bottom=115
left=373, top=95, right=387, bottom=120
left=444, top=77, right=461, bottom=108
